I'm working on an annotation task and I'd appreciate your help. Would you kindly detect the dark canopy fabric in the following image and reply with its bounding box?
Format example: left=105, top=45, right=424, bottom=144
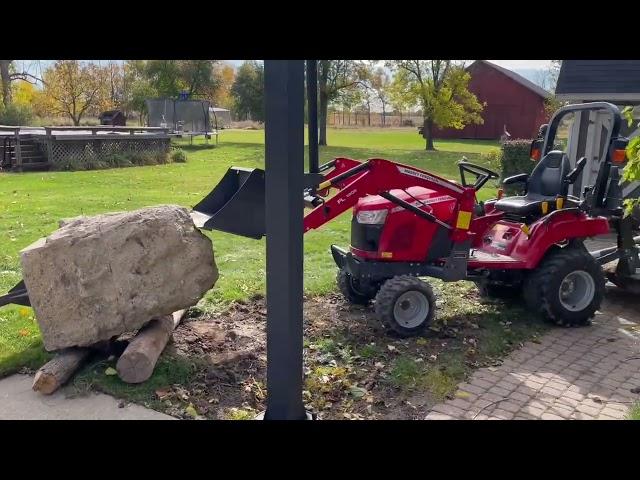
left=146, top=99, right=211, bottom=132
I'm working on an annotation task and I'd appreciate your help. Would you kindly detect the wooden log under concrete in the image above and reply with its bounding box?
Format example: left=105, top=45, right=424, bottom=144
left=116, top=310, right=186, bottom=384
left=32, top=347, right=91, bottom=395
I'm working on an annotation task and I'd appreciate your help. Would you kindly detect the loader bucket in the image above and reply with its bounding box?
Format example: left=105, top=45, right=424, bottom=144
left=192, top=167, right=266, bottom=239
left=0, top=279, right=30, bottom=308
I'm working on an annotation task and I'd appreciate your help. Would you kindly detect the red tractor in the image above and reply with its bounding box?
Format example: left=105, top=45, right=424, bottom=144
left=3, top=103, right=639, bottom=338
left=186, top=102, right=638, bottom=337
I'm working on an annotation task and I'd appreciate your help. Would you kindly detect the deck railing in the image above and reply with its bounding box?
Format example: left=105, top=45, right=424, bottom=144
left=42, top=126, right=170, bottom=136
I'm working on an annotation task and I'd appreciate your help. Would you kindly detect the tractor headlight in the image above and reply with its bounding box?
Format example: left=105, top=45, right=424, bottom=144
left=356, top=209, right=388, bottom=225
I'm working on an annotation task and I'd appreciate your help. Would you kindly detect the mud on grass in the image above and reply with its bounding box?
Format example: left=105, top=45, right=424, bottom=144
left=77, top=280, right=547, bottom=420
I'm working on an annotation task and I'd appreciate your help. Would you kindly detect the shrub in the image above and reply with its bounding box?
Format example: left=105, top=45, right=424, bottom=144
left=480, top=148, right=501, bottom=174
left=171, top=148, right=187, bottom=163
left=0, top=104, right=34, bottom=126
left=155, top=150, right=170, bottom=165
left=51, top=149, right=171, bottom=171
left=126, top=151, right=152, bottom=166
left=52, top=156, right=86, bottom=171
left=622, top=106, right=640, bottom=217
left=500, top=140, right=535, bottom=178
left=104, top=153, right=134, bottom=168
left=84, top=158, right=108, bottom=170
left=499, top=139, right=535, bottom=194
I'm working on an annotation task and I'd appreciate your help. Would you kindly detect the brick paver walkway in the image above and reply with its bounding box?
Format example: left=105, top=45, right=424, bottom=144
left=425, top=287, right=640, bottom=420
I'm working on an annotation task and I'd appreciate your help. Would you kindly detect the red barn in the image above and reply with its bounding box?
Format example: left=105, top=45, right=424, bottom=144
left=434, top=60, right=551, bottom=140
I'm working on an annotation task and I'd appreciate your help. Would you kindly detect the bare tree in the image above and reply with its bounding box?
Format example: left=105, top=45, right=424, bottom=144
left=318, top=60, right=366, bottom=145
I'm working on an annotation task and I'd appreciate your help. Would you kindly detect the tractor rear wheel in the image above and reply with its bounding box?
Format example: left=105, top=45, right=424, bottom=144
left=523, top=247, right=605, bottom=326
left=337, top=268, right=378, bottom=305
left=374, top=275, right=436, bottom=337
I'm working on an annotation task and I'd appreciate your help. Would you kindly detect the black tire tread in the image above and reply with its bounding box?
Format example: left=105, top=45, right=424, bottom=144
left=374, top=275, right=435, bottom=337
left=523, top=247, right=605, bottom=327
left=337, top=268, right=372, bottom=305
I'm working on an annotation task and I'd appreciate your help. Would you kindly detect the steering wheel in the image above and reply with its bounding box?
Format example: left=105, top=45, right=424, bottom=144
left=458, top=160, right=500, bottom=191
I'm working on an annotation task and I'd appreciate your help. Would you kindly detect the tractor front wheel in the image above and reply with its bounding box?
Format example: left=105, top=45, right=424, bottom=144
left=374, top=276, right=436, bottom=337
left=523, top=247, right=605, bottom=326
left=337, top=268, right=378, bottom=305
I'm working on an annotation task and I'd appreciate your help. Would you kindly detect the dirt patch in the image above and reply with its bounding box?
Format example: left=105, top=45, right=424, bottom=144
left=150, top=284, right=545, bottom=420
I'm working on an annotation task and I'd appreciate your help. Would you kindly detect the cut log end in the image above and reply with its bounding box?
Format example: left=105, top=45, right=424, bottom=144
left=116, top=352, right=154, bottom=384
left=32, top=370, right=59, bottom=395
left=116, top=310, right=186, bottom=384
left=32, top=347, right=91, bottom=395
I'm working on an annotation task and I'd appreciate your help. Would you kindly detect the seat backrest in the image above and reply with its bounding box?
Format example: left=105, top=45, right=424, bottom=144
left=527, top=150, right=570, bottom=197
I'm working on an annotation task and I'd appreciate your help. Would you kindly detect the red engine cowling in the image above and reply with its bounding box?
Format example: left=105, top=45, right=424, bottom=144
left=350, top=186, right=457, bottom=262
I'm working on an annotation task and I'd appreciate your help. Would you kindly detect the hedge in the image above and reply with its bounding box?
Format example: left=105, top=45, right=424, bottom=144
left=501, top=139, right=535, bottom=180
left=52, top=150, right=174, bottom=172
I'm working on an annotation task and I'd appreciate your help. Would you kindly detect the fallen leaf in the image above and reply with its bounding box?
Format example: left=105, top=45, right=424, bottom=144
left=185, top=404, right=198, bottom=418
left=155, top=389, right=171, bottom=399
left=18, top=328, right=29, bottom=337
left=349, top=386, right=368, bottom=399
left=104, top=367, right=118, bottom=376
left=387, top=345, right=396, bottom=352
left=416, top=338, right=428, bottom=346
left=455, top=390, right=471, bottom=399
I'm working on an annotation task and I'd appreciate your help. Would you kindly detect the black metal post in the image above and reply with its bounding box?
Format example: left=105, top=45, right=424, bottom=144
left=306, top=60, right=319, bottom=193
left=262, top=60, right=308, bottom=420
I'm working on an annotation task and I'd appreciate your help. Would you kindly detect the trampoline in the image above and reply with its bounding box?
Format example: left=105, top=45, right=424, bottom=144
left=146, top=98, right=220, bottom=144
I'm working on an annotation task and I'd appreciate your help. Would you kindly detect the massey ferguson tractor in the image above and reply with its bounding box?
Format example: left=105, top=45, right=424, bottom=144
left=3, top=102, right=639, bottom=338
left=189, top=101, right=640, bottom=337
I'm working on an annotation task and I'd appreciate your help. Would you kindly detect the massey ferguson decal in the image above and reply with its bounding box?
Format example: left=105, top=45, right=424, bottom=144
left=390, top=195, right=452, bottom=213
left=396, top=166, right=463, bottom=194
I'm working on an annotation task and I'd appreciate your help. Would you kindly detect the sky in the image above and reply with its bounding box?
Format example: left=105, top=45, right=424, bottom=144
left=14, top=60, right=554, bottom=93
left=488, top=60, right=552, bottom=70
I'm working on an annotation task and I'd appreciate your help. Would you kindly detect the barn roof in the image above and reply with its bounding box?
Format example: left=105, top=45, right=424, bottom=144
left=470, top=60, right=552, bottom=99
left=555, top=60, right=640, bottom=101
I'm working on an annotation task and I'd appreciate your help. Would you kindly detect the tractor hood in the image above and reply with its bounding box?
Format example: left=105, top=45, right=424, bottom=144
left=356, top=186, right=457, bottom=217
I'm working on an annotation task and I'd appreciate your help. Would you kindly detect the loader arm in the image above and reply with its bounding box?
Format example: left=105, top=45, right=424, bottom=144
left=303, top=158, right=478, bottom=243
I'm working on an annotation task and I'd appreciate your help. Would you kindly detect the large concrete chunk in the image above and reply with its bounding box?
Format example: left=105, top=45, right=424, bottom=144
left=21, top=205, right=218, bottom=351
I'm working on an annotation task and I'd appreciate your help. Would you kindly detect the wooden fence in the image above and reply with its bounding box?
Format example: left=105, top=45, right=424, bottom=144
left=327, top=111, right=424, bottom=128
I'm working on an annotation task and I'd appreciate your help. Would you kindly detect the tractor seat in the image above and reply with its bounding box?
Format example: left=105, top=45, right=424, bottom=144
left=495, top=151, right=571, bottom=216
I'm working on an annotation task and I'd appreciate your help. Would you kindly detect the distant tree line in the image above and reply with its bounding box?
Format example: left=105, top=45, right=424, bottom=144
left=1, top=59, right=495, bottom=150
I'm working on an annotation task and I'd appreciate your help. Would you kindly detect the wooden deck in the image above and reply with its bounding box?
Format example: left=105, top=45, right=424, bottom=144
left=0, top=125, right=172, bottom=171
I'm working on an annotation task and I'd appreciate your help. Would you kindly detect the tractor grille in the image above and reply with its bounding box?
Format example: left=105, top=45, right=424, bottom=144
left=351, top=217, right=383, bottom=252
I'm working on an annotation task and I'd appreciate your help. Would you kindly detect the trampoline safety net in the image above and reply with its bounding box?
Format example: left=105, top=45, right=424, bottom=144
left=146, top=99, right=211, bottom=133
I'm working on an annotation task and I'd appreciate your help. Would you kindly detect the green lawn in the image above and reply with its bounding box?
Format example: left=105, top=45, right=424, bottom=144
left=0, top=128, right=499, bottom=376
left=220, top=128, right=500, bottom=154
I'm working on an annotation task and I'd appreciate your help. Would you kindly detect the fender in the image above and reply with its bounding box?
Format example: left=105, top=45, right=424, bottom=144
left=514, top=211, right=610, bottom=269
